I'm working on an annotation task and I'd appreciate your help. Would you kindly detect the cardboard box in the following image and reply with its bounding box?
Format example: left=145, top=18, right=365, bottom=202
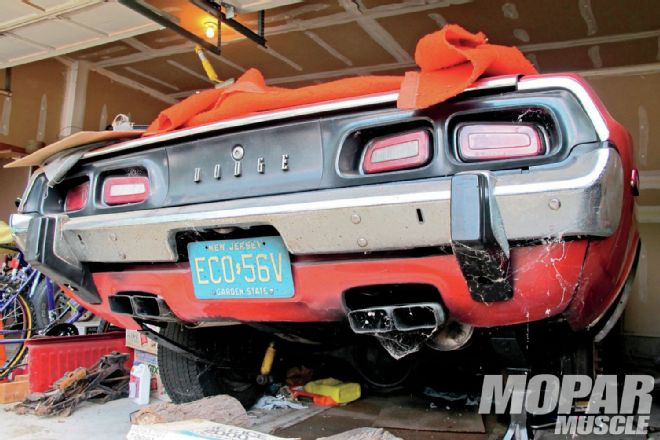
left=126, top=329, right=158, bottom=355
left=0, top=377, right=28, bottom=403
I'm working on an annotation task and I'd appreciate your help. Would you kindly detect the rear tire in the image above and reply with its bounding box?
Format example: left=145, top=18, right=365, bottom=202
left=158, top=323, right=261, bottom=408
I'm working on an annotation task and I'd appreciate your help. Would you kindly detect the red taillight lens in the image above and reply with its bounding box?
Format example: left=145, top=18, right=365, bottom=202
left=457, top=123, right=544, bottom=161
left=103, top=176, right=150, bottom=205
left=362, top=130, right=430, bottom=174
left=64, top=181, right=89, bottom=212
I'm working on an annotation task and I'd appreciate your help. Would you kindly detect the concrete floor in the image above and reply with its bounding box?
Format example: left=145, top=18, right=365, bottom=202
left=2, top=396, right=659, bottom=440
left=1, top=398, right=142, bottom=440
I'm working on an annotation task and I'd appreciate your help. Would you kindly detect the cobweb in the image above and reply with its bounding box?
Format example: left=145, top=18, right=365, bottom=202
left=375, top=329, right=435, bottom=360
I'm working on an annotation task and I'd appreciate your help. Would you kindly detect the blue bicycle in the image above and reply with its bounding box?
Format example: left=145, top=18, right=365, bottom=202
left=0, top=250, right=89, bottom=379
left=0, top=249, right=34, bottom=379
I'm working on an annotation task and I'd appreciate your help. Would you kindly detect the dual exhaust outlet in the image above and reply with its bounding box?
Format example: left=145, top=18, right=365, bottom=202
left=109, top=293, right=176, bottom=322
left=347, top=302, right=445, bottom=334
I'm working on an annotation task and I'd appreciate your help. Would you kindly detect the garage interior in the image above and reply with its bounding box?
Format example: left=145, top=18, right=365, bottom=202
left=0, top=0, right=659, bottom=439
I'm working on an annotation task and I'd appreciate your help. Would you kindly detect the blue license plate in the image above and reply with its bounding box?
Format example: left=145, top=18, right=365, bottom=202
left=188, top=236, right=294, bottom=300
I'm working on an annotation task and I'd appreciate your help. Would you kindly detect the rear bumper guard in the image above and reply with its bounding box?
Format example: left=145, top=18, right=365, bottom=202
left=22, top=216, right=100, bottom=304
left=451, top=172, right=513, bottom=302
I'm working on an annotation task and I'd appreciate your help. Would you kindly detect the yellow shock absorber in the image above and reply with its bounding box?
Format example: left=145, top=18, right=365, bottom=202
left=194, top=45, right=220, bottom=84
left=260, top=342, right=276, bottom=376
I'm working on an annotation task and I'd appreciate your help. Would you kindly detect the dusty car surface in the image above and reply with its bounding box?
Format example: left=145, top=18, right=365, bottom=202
left=10, top=73, right=639, bottom=407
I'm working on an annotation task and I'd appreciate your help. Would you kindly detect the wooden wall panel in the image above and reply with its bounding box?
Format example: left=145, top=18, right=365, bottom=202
left=0, top=59, right=67, bottom=147
left=83, top=71, right=167, bottom=130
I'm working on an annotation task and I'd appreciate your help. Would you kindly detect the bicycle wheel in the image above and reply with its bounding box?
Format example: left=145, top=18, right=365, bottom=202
left=32, top=279, right=77, bottom=331
left=0, top=292, right=33, bottom=380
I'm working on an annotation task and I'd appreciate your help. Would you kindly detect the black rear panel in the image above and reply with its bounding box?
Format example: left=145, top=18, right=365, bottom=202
left=26, top=89, right=599, bottom=217
left=167, top=120, right=323, bottom=206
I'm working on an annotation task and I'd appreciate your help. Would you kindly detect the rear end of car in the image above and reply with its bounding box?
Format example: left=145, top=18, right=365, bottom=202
left=10, top=73, right=638, bottom=374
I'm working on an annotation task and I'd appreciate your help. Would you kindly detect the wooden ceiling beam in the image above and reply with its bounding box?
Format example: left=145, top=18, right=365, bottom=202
left=519, top=29, right=660, bottom=53
left=0, top=0, right=102, bottom=33
left=90, top=66, right=177, bottom=104
left=94, top=0, right=470, bottom=68
left=303, top=31, right=352, bottom=66
left=166, top=59, right=213, bottom=84
left=338, top=0, right=412, bottom=64
left=123, top=66, right=180, bottom=91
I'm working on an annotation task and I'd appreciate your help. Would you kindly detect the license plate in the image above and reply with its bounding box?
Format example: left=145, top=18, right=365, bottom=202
left=188, top=236, right=294, bottom=300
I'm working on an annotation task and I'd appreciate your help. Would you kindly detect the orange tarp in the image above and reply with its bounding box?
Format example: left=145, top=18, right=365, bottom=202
left=145, top=25, right=537, bottom=136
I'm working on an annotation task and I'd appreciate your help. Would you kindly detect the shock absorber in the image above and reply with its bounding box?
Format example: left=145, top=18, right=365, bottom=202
left=256, top=342, right=276, bottom=385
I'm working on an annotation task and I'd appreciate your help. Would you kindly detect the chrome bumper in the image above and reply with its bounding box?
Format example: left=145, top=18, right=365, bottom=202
left=11, top=148, right=623, bottom=264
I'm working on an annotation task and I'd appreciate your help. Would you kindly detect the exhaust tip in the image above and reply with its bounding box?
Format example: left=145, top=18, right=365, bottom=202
left=392, top=303, right=444, bottom=331
left=108, top=293, right=177, bottom=322
left=108, top=295, right=132, bottom=315
left=348, top=308, right=394, bottom=334
left=348, top=303, right=445, bottom=335
left=132, top=296, right=160, bottom=318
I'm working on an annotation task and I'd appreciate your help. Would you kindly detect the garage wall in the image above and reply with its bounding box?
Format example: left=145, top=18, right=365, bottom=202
left=0, top=59, right=67, bottom=223
left=0, top=62, right=167, bottom=223
left=0, top=160, right=30, bottom=223
left=0, top=59, right=67, bottom=148
left=587, top=73, right=660, bottom=337
left=83, top=70, right=166, bottom=130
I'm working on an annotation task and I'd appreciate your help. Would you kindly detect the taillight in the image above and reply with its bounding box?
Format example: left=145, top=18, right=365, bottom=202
left=457, top=123, right=544, bottom=161
left=64, top=181, right=89, bottom=212
left=103, top=176, right=150, bottom=205
left=362, top=130, right=430, bottom=174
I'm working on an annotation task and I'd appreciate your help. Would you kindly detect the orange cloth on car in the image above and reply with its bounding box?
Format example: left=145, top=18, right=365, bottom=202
left=145, top=25, right=537, bottom=135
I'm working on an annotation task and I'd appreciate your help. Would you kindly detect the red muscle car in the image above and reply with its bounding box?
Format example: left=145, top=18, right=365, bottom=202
left=11, top=73, right=639, bottom=407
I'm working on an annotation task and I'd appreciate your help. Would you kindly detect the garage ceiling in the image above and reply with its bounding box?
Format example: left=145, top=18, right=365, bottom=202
left=5, top=0, right=660, bottom=104
left=0, top=0, right=160, bottom=69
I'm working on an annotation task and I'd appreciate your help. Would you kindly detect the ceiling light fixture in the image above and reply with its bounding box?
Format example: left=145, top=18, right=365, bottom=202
left=204, top=20, right=218, bottom=39
left=118, top=0, right=267, bottom=55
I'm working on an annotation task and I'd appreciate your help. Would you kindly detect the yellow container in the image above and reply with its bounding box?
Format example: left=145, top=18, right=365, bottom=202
left=303, top=378, right=361, bottom=404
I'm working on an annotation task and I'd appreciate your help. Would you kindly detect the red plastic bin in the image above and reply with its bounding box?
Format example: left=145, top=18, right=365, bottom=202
left=25, top=331, right=134, bottom=393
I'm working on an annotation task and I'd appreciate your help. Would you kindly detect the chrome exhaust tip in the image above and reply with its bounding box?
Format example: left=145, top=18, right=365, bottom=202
left=109, top=294, right=177, bottom=322
left=347, top=303, right=445, bottom=334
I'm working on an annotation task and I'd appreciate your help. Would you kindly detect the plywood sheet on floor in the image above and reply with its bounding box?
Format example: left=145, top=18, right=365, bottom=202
left=274, top=395, right=485, bottom=440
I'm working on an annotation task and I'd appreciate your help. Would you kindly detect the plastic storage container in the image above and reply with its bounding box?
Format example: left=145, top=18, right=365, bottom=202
left=25, top=331, right=133, bottom=393
left=303, top=378, right=361, bottom=404
left=129, top=363, right=151, bottom=405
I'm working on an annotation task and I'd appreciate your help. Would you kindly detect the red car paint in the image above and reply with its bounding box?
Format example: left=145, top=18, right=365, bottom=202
left=60, top=74, right=639, bottom=334
left=69, top=241, right=587, bottom=331
left=548, top=75, right=640, bottom=330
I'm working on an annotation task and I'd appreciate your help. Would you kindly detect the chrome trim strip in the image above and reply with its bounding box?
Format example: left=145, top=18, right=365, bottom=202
left=83, top=92, right=400, bottom=159
left=8, top=213, right=35, bottom=251
left=16, top=168, right=45, bottom=212
left=55, top=148, right=622, bottom=263
left=593, top=271, right=633, bottom=342
left=82, top=76, right=520, bottom=160
left=85, top=75, right=609, bottom=162
left=590, top=243, right=639, bottom=339
left=517, top=76, right=610, bottom=141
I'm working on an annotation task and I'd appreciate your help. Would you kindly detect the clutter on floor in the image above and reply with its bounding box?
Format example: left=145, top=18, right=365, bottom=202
left=127, top=419, right=409, bottom=440
left=131, top=395, right=250, bottom=426
left=127, top=419, right=298, bottom=440
left=13, top=352, right=130, bottom=416
left=26, top=332, right=132, bottom=393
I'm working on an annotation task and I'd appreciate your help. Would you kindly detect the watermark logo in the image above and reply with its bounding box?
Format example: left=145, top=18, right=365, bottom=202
left=479, top=374, right=654, bottom=435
